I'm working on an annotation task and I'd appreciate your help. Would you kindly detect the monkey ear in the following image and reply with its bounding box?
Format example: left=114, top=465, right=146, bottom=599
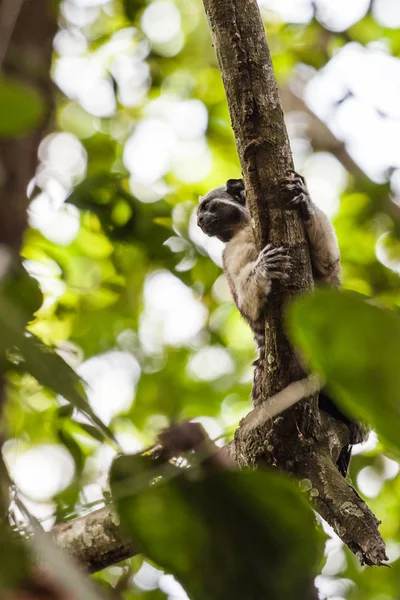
left=226, top=178, right=246, bottom=203
left=226, top=179, right=244, bottom=193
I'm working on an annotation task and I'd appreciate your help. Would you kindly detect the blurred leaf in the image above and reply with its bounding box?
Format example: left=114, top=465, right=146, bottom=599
left=0, top=77, right=46, bottom=136
left=68, top=174, right=129, bottom=209
left=2, top=262, right=43, bottom=324
left=57, top=404, right=75, bottom=419
left=58, top=424, right=85, bottom=473
left=0, top=516, right=29, bottom=592
left=68, top=173, right=137, bottom=241
left=287, top=289, right=400, bottom=452
left=0, top=292, right=116, bottom=445
left=348, top=16, right=385, bottom=44
left=111, top=454, right=320, bottom=600
left=76, top=422, right=109, bottom=443
left=123, top=0, right=147, bottom=21
left=18, top=335, right=117, bottom=445
left=154, top=217, right=173, bottom=230
left=83, top=134, right=117, bottom=175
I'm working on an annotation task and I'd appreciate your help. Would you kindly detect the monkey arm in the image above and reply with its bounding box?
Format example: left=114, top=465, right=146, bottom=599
left=282, top=173, right=340, bottom=286
left=235, top=259, right=272, bottom=322
left=305, top=206, right=341, bottom=286
left=224, top=231, right=291, bottom=323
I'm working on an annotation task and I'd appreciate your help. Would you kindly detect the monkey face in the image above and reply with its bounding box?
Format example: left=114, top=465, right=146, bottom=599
left=197, top=179, right=249, bottom=242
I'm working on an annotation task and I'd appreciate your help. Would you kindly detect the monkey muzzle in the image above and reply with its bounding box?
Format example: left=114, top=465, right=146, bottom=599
left=197, top=213, right=219, bottom=236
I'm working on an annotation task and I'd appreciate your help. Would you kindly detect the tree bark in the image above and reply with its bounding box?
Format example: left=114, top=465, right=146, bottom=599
left=202, top=0, right=313, bottom=400
left=52, top=507, right=135, bottom=574
left=50, top=0, right=387, bottom=574
left=201, top=0, right=387, bottom=567
left=51, top=411, right=385, bottom=572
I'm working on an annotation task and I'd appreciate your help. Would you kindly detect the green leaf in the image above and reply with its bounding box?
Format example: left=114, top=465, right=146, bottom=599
left=58, top=425, right=85, bottom=474
left=123, top=0, right=147, bottom=21
left=0, top=77, right=46, bottom=136
left=57, top=404, right=75, bottom=419
left=75, top=422, right=108, bottom=443
left=111, top=455, right=321, bottom=600
left=0, top=292, right=116, bottom=445
left=0, top=517, right=29, bottom=592
left=153, top=217, right=173, bottom=230
left=18, top=335, right=118, bottom=446
left=287, top=289, right=400, bottom=451
left=2, top=262, right=43, bottom=324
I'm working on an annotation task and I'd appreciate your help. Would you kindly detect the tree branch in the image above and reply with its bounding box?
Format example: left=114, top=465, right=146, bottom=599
left=280, top=86, right=370, bottom=182
left=202, top=0, right=313, bottom=399
left=0, top=0, right=56, bottom=252
left=201, top=0, right=387, bottom=566
left=51, top=417, right=386, bottom=572
left=52, top=507, right=135, bottom=574
left=50, top=0, right=387, bottom=574
left=237, top=375, right=320, bottom=440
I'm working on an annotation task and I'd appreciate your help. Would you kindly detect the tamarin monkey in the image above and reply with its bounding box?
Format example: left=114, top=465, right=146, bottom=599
left=197, top=172, right=365, bottom=476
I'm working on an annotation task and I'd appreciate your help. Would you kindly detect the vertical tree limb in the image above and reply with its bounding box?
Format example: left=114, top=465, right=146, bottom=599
left=0, top=0, right=56, bottom=429
left=0, top=0, right=56, bottom=253
left=201, top=0, right=387, bottom=566
left=45, top=0, right=387, bottom=574
left=0, top=0, right=25, bottom=71
left=202, top=0, right=313, bottom=400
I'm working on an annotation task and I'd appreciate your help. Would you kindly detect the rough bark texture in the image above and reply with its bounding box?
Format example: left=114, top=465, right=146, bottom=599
left=52, top=507, right=135, bottom=574
left=49, top=0, right=387, bottom=574
left=202, top=0, right=312, bottom=401
left=201, top=0, right=387, bottom=567
left=51, top=410, right=384, bottom=572
left=233, top=413, right=387, bottom=566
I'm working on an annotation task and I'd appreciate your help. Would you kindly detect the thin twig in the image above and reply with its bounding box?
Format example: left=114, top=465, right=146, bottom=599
left=238, top=375, right=321, bottom=439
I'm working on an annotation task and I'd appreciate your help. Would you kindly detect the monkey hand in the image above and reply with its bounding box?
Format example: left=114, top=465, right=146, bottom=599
left=281, top=171, right=314, bottom=221
left=256, top=244, right=291, bottom=280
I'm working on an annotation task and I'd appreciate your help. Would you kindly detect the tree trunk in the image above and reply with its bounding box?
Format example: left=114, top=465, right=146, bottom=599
left=0, top=0, right=56, bottom=253
left=202, top=0, right=313, bottom=400
left=201, top=0, right=387, bottom=566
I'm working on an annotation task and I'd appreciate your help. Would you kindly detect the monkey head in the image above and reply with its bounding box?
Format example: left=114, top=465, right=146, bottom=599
left=197, top=179, right=249, bottom=242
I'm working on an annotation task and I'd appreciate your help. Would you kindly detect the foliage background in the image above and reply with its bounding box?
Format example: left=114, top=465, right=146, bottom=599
left=2, top=0, right=400, bottom=598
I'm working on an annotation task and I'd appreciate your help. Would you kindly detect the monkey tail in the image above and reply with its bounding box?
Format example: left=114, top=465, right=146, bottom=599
left=337, top=445, right=352, bottom=478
